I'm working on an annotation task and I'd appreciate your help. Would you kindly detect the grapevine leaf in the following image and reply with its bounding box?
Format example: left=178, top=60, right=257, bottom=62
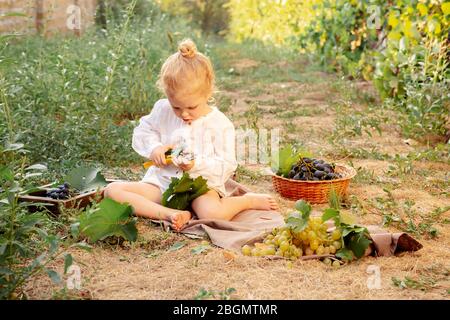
left=65, top=166, right=107, bottom=193
left=285, top=211, right=309, bottom=233
left=321, top=208, right=340, bottom=223
left=166, top=193, right=190, bottom=210
left=272, top=146, right=299, bottom=177
left=348, top=231, right=372, bottom=258
left=188, top=176, right=209, bottom=201
left=162, top=173, right=209, bottom=210
left=173, top=174, right=192, bottom=193
left=336, top=248, right=354, bottom=262
left=295, top=200, right=311, bottom=215
left=79, top=198, right=137, bottom=242
left=341, top=224, right=367, bottom=238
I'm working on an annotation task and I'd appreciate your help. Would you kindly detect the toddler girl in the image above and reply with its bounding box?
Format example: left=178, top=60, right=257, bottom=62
left=104, top=39, right=279, bottom=231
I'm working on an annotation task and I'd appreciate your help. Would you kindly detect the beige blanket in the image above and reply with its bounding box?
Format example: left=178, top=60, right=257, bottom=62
left=159, top=179, right=422, bottom=257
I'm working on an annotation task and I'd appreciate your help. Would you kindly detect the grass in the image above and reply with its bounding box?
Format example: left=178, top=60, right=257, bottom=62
left=194, top=287, right=236, bottom=300
left=277, top=108, right=325, bottom=118
left=392, top=263, right=449, bottom=293
left=0, top=7, right=199, bottom=179
left=369, top=189, right=448, bottom=239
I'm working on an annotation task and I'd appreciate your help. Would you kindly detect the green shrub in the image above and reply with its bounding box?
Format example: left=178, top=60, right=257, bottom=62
left=226, top=0, right=450, bottom=139
left=0, top=3, right=202, bottom=177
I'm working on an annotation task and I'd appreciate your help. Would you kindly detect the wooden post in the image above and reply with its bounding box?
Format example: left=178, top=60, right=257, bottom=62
left=74, top=0, right=80, bottom=37
left=35, top=0, right=44, bottom=35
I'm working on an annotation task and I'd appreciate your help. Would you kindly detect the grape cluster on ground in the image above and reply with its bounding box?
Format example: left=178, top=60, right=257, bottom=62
left=242, top=216, right=342, bottom=265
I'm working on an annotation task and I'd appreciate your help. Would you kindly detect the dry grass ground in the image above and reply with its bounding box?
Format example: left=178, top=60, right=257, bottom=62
left=24, top=42, right=449, bottom=300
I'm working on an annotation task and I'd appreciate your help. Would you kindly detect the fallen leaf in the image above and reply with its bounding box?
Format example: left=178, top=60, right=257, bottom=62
left=223, top=250, right=237, bottom=263
left=168, top=241, right=186, bottom=252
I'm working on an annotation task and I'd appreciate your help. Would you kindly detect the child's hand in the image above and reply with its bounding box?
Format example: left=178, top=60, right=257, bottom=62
left=150, top=145, right=174, bottom=167
left=176, top=159, right=195, bottom=171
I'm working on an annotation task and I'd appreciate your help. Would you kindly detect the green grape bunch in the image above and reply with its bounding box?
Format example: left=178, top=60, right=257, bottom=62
left=241, top=200, right=372, bottom=263
left=241, top=215, right=342, bottom=260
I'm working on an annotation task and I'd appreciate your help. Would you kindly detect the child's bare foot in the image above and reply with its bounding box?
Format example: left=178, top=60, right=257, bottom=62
left=245, top=193, right=279, bottom=211
left=168, top=210, right=192, bottom=231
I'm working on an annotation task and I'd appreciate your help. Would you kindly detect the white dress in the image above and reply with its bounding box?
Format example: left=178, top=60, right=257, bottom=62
left=132, top=98, right=238, bottom=197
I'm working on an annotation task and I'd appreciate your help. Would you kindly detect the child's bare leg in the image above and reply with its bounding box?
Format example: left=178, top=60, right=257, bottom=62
left=104, top=182, right=191, bottom=230
left=191, top=190, right=279, bottom=221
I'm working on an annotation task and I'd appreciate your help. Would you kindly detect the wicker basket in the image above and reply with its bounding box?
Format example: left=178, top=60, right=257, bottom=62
left=272, top=164, right=357, bottom=204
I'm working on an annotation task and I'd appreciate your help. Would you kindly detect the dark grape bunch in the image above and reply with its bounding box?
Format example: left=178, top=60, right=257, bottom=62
left=287, top=157, right=341, bottom=181
left=46, top=182, right=70, bottom=200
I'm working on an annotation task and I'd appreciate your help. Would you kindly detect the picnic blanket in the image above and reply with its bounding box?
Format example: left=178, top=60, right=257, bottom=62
left=159, top=179, right=422, bottom=257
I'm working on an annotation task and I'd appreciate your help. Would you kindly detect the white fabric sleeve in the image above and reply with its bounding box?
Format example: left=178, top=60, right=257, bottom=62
left=132, top=100, right=164, bottom=158
left=191, top=122, right=238, bottom=187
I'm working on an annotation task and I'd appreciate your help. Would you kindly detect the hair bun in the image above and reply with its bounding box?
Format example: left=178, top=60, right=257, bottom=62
left=178, top=39, right=197, bottom=59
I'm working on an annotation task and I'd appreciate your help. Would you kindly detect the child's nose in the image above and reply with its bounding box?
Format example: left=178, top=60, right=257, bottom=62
left=181, top=111, right=190, bottom=117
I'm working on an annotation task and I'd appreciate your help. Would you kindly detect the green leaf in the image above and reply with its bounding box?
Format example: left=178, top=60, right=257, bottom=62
left=25, top=164, right=47, bottom=171
left=441, top=2, right=450, bottom=15
left=168, top=241, right=186, bottom=252
left=341, top=224, right=366, bottom=237
left=31, top=253, right=46, bottom=269
left=295, top=200, right=312, bottom=215
left=321, top=208, right=340, bottom=223
left=271, top=146, right=301, bottom=177
left=348, top=232, right=372, bottom=258
left=165, top=192, right=189, bottom=210
left=47, top=235, right=59, bottom=255
left=173, top=174, right=193, bottom=193
left=3, top=143, right=24, bottom=152
left=335, top=248, right=354, bottom=262
left=119, top=223, right=138, bottom=241
left=0, top=242, right=7, bottom=256
left=70, top=222, right=80, bottom=238
left=0, top=267, right=13, bottom=276
left=392, top=277, right=407, bottom=289
left=191, top=244, right=211, bottom=255
left=7, top=191, right=17, bottom=205
left=23, top=172, right=43, bottom=179
left=188, top=176, right=210, bottom=201
left=285, top=211, right=309, bottom=233
left=162, top=173, right=209, bottom=210
left=79, top=198, right=137, bottom=242
left=65, top=166, right=107, bottom=193
left=20, top=186, right=46, bottom=195
left=64, top=254, right=73, bottom=274
left=195, top=288, right=214, bottom=300
left=69, top=242, right=93, bottom=252
left=0, top=12, right=28, bottom=18
left=328, top=189, right=341, bottom=210
left=46, top=269, right=61, bottom=284
left=0, top=166, right=14, bottom=182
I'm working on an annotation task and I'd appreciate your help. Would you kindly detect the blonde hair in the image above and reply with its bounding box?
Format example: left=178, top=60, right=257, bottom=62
left=157, top=39, right=215, bottom=98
